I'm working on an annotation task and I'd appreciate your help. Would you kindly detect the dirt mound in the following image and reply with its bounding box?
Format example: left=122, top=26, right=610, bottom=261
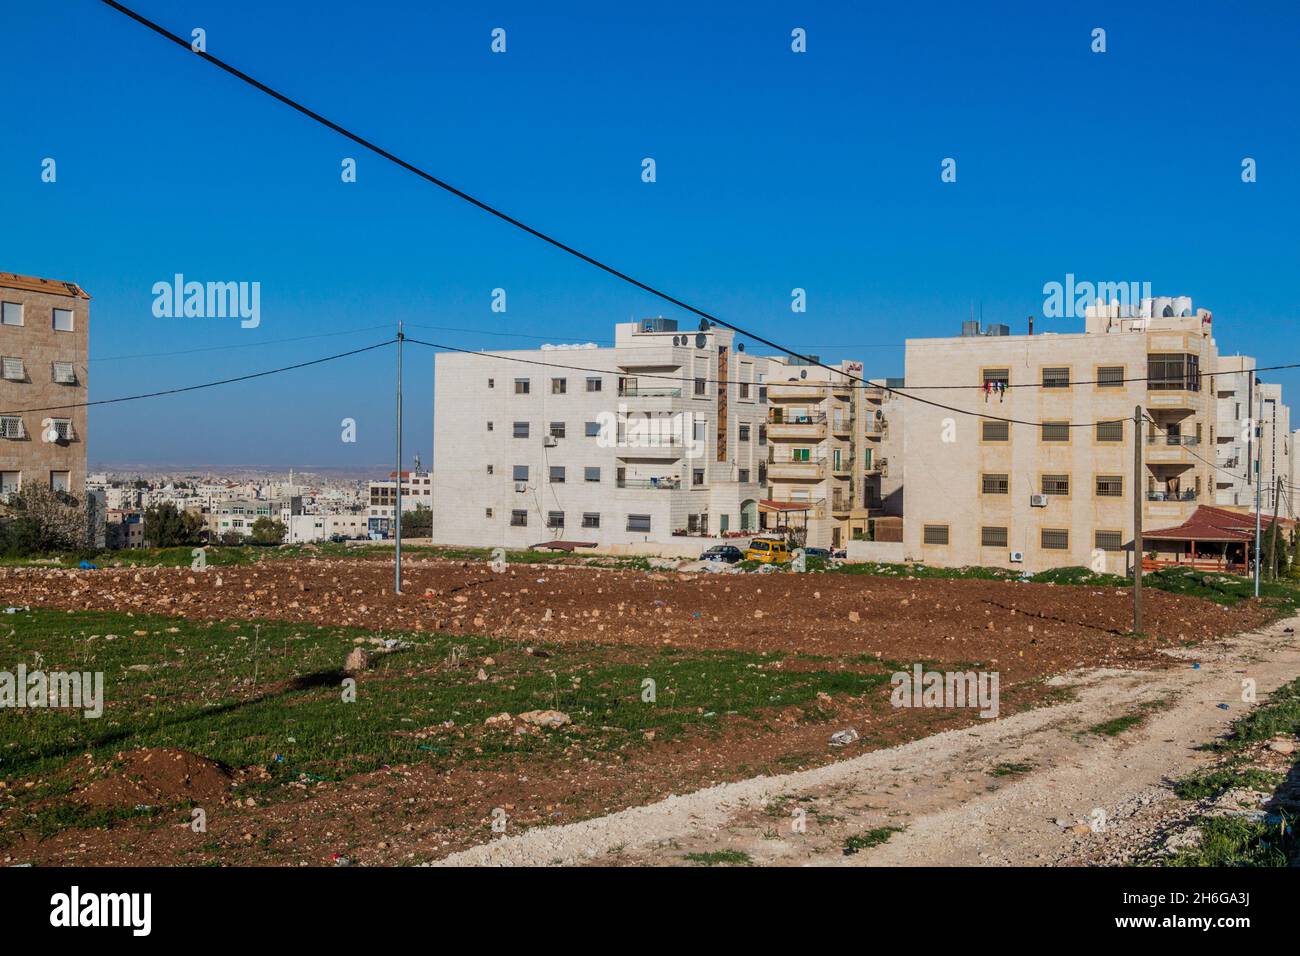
left=74, top=748, right=232, bottom=808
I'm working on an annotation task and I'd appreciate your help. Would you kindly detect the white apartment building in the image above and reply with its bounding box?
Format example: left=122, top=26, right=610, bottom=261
left=208, top=497, right=302, bottom=540
left=432, top=319, right=768, bottom=548
left=902, top=299, right=1219, bottom=574
left=367, top=471, right=433, bottom=536
left=285, top=512, right=370, bottom=543
left=1212, top=357, right=1294, bottom=517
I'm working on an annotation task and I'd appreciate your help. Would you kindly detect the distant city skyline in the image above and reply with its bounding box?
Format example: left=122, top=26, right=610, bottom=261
left=5, top=0, right=1298, bottom=465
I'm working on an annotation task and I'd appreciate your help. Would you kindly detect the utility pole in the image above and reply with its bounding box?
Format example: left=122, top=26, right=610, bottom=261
left=1133, top=405, right=1143, bottom=634
left=1254, top=400, right=1262, bottom=597
left=395, top=321, right=404, bottom=595
left=1269, top=475, right=1282, bottom=580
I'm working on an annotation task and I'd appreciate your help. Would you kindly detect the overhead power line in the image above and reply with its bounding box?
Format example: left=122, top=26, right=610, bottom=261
left=91, top=324, right=393, bottom=363
left=0, top=340, right=394, bottom=417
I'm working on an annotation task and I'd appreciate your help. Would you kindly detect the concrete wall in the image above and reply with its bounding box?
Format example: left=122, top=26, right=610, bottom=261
left=844, top=540, right=905, bottom=563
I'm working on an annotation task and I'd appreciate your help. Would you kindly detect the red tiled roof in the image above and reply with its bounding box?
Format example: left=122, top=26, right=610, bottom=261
left=1144, top=505, right=1290, bottom=542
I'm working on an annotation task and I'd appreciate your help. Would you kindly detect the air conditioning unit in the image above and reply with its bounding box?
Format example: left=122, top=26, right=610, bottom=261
left=543, top=435, right=558, bottom=447
left=1029, top=494, right=1048, bottom=507
left=1009, top=550, right=1025, bottom=563
left=514, top=481, right=528, bottom=493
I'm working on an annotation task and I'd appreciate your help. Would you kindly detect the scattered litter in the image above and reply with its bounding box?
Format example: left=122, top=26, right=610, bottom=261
left=78, top=561, right=97, bottom=570
left=331, top=853, right=353, bottom=867
left=830, top=728, right=859, bottom=747
left=1217, top=703, right=1230, bottom=710
left=1192, top=663, right=1201, bottom=669
left=518, top=709, right=571, bottom=729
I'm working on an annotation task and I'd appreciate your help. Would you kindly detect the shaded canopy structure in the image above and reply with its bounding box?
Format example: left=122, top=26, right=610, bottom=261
left=1143, top=505, right=1293, bottom=573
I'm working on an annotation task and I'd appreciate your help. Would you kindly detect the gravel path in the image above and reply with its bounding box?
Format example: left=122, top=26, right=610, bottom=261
left=434, top=616, right=1300, bottom=866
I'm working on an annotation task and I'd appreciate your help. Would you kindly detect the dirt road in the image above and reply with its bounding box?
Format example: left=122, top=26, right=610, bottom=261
left=435, top=615, right=1300, bottom=866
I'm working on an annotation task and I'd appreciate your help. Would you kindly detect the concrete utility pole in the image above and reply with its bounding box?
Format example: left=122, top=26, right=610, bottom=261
left=1133, top=405, right=1143, bottom=634
left=1269, top=475, right=1282, bottom=580
left=395, top=321, right=404, bottom=595
left=1254, top=400, right=1263, bottom=597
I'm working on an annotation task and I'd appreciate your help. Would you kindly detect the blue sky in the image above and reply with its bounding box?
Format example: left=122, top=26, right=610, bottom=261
left=2, top=0, right=1298, bottom=468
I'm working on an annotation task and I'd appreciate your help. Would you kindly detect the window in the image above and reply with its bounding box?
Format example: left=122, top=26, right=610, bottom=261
left=758, top=424, right=767, bottom=446
left=551, top=378, right=567, bottom=394
left=1041, top=422, right=1070, bottom=442
left=0, top=416, right=22, bottom=439
left=1097, top=366, right=1124, bottom=387
left=739, top=424, right=750, bottom=442
left=514, top=378, right=530, bottom=394
left=1148, top=353, right=1200, bottom=391
left=586, top=377, right=602, bottom=392
left=982, top=474, right=1009, bottom=495
left=2, top=357, right=24, bottom=381
left=52, top=362, right=76, bottom=384
left=1095, top=531, right=1123, bottom=551
left=50, top=419, right=73, bottom=441
left=549, top=466, right=565, bottom=484
left=512, top=465, right=529, bottom=482
left=922, top=524, right=950, bottom=545
left=547, top=511, right=565, bottom=528
left=981, top=526, right=1008, bottom=548
left=52, top=309, right=74, bottom=332
left=50, top=471, right=70, bottom=493
left=1095, top=421, right=1124, bottom=442
left=1042, top=367, right=1070, bottom=388
left=485, top=508, right=493, bottom=518
left=1, top=302, right=22, bottom=326
left=488, top=378, right=495, bottom=389
left=585, top=421, right=600, bottom=437
left=582, top=512, right=600, bottom=529
left=982, top=420, right=1009, bottom=442
left=513, top=421, right=529, bottom=439
left=1041, top=528, right=1069, bottom=550
left=983, top=368, right=1009, bottom=387
left=1041, top=474, right=1069, bottom=496
left=1095, top=475, right=1123, bottom=497
left=584, top=466, right=600, bottom=482
left=739, top=383, right=750, bottom=399
left=0, top=471, right=19, bottom=495
left=738, top=468, right=750, bottom=483
left=510, top=510, right=528, bottom=527
left=692, top=468, right=704, bottom=486
left=487, top=465, right=494, bottom=475
left=549, top=422, right=566, bottom=439
left=627, top=514, right=652, bottom=533
left=694, top=377, right=706, bottom=397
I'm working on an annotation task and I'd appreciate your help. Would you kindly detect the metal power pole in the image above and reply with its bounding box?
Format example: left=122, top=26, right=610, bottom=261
left=1269, top=476, right=1282, bottom=580
left=1133, top=405, right=1143, bottom=634
left=1254, top=402, right=1262, bottom=597
left=395, top=321, right=404, bottom=594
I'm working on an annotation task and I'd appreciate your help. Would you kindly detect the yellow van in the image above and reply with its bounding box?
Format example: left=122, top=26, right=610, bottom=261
left=745, top=537, right=792, bottom=564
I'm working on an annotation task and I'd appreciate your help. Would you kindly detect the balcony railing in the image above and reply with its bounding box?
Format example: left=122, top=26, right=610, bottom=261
left=1146, top=489, right=1198, bottom=502
left=616, top=477, right=681, bottom=490
left=768, top=412, right=826, bottom=424
left=1146, top=434, right=1200, bottom=446
left=618, top=387, right=682, bottom=398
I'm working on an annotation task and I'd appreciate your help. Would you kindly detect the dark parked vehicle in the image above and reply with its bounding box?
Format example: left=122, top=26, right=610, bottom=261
left=803, top=547, right=831, bottom=559
left=700, top=545, right=745, bottom=563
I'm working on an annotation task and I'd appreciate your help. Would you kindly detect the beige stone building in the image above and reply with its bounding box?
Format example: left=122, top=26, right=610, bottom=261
left=0, top=271, right=90, bottom=499
left=902, top=300, right=1219, bottom=573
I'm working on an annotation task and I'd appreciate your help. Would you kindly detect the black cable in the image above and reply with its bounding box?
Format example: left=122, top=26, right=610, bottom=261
left=0, top=339, right=394, bottom=416
left=91, top=323, right=392, bottom=362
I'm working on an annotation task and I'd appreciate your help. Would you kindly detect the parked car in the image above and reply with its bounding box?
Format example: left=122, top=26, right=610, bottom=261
left=745, top=537, right=792, bottom=564
left=700, top=545, right=744, bottom=564
left=803, top=547, right=831, bottom=560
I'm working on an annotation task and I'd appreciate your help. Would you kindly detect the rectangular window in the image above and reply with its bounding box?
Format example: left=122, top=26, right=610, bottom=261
left=513, top=421, right=530, bottom=439
left=2, top=357, right=24, bottom=381
left=1148, top=353, right=1200, bottom=392
left=981, top=526, right=1008, bottom=548
left=549, top=422, right=565, bottom=439
left=739, top=383, right=750, bottom=399
left=1041, top=474, right=1069, bottom=496
left=922, top=524, right=950, bottom=545
left=694, top=377, right=706, bottom=397
left=582, top=512, right=600, bottom=529
left=586, top=377, right=602, bottom=392
left=514, top=378, right=530, bottom=394
left=1095, top=421, right=1124, bottom=442
left=0, top=471, right=19, bottom=495
left=983, top=368, right=1009, bottom=387
left=738, top=468, right=750, bottom=483
left=692, top=468, right=704, bottom=486
left=584, top=466, right=600, bottom=482
left=547, top=511, right=564, bottom=528
left=487, top=464, right=494, bottom=475
left=627, top=514, right=651, bottom=533
left=52, top=308, right=74, bottom=332
left=1041, top=367, right=1070, bottom=388
left=758, top=424, right=767, bottom=446
left=485, top=508, right=493, bottom=518
left=487, top=421, right=494, bottom=432
left=1095, top=531, right=1123, bottom=551
left=739, top=424, right=750, bottom=442
left=50, top=471, right=70, bottom=493
left=1097, top=366, right=1124, bottom=387
left=51, top=419, right=73, bottom=441
left=585, top=421, right=600, bottom=437
left=551, top=378, right=567, bottom=394
left=52, top=361, right=76, bottom=384
left=510, top=510, right=528, bottom=527
left=1041, top=528, right=1069, bottom=550
left=0, top=416, right=22, bottom=439
left=512, top=465, right=528, bottom=482
left=1095, top=475, right=1123, bottom=497
left=982, top=473, right=1009, bottom=495
left=982, top=420, right=1009, bottom=442
left=1, top=302, right=22, bottom=326
left=488, top=378, right=495, bottom=389
left=549, top=466, right=565, bottom=483
left=1041, top=422, right=1070, bottom=442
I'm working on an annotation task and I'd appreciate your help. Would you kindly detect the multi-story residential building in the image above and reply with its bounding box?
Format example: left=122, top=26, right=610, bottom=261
left=902, top=299, right=1219, bottom=573
left=432, top=319, right=767, bottom=548
left=207, top=497, right=302, bottom=540
left=1255, top=382, right=1293, bottom=517
left=0, top=271, right=89, bottom=500
left=1212, top=358, right=1294, bottom=516
left=367, top=470, right=434, bottom=536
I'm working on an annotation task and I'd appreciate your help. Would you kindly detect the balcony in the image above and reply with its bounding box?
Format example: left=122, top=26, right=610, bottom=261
left=617, top=477, right=682, bottom=490
left=767, top=415, right=826, bottom=440
left=1145, top=432, right=1199, bottom=465
left=1146, top=434, right=1199, bottom=446
left=766, top=451, right=826, bottom=481
left=767, top=382, right=826, bottom=400
left=829, top=415, right=852, bottom=435
left=1146, top=489, right=1198, bottom=502
left=617, top=386, right=682, bottom=398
